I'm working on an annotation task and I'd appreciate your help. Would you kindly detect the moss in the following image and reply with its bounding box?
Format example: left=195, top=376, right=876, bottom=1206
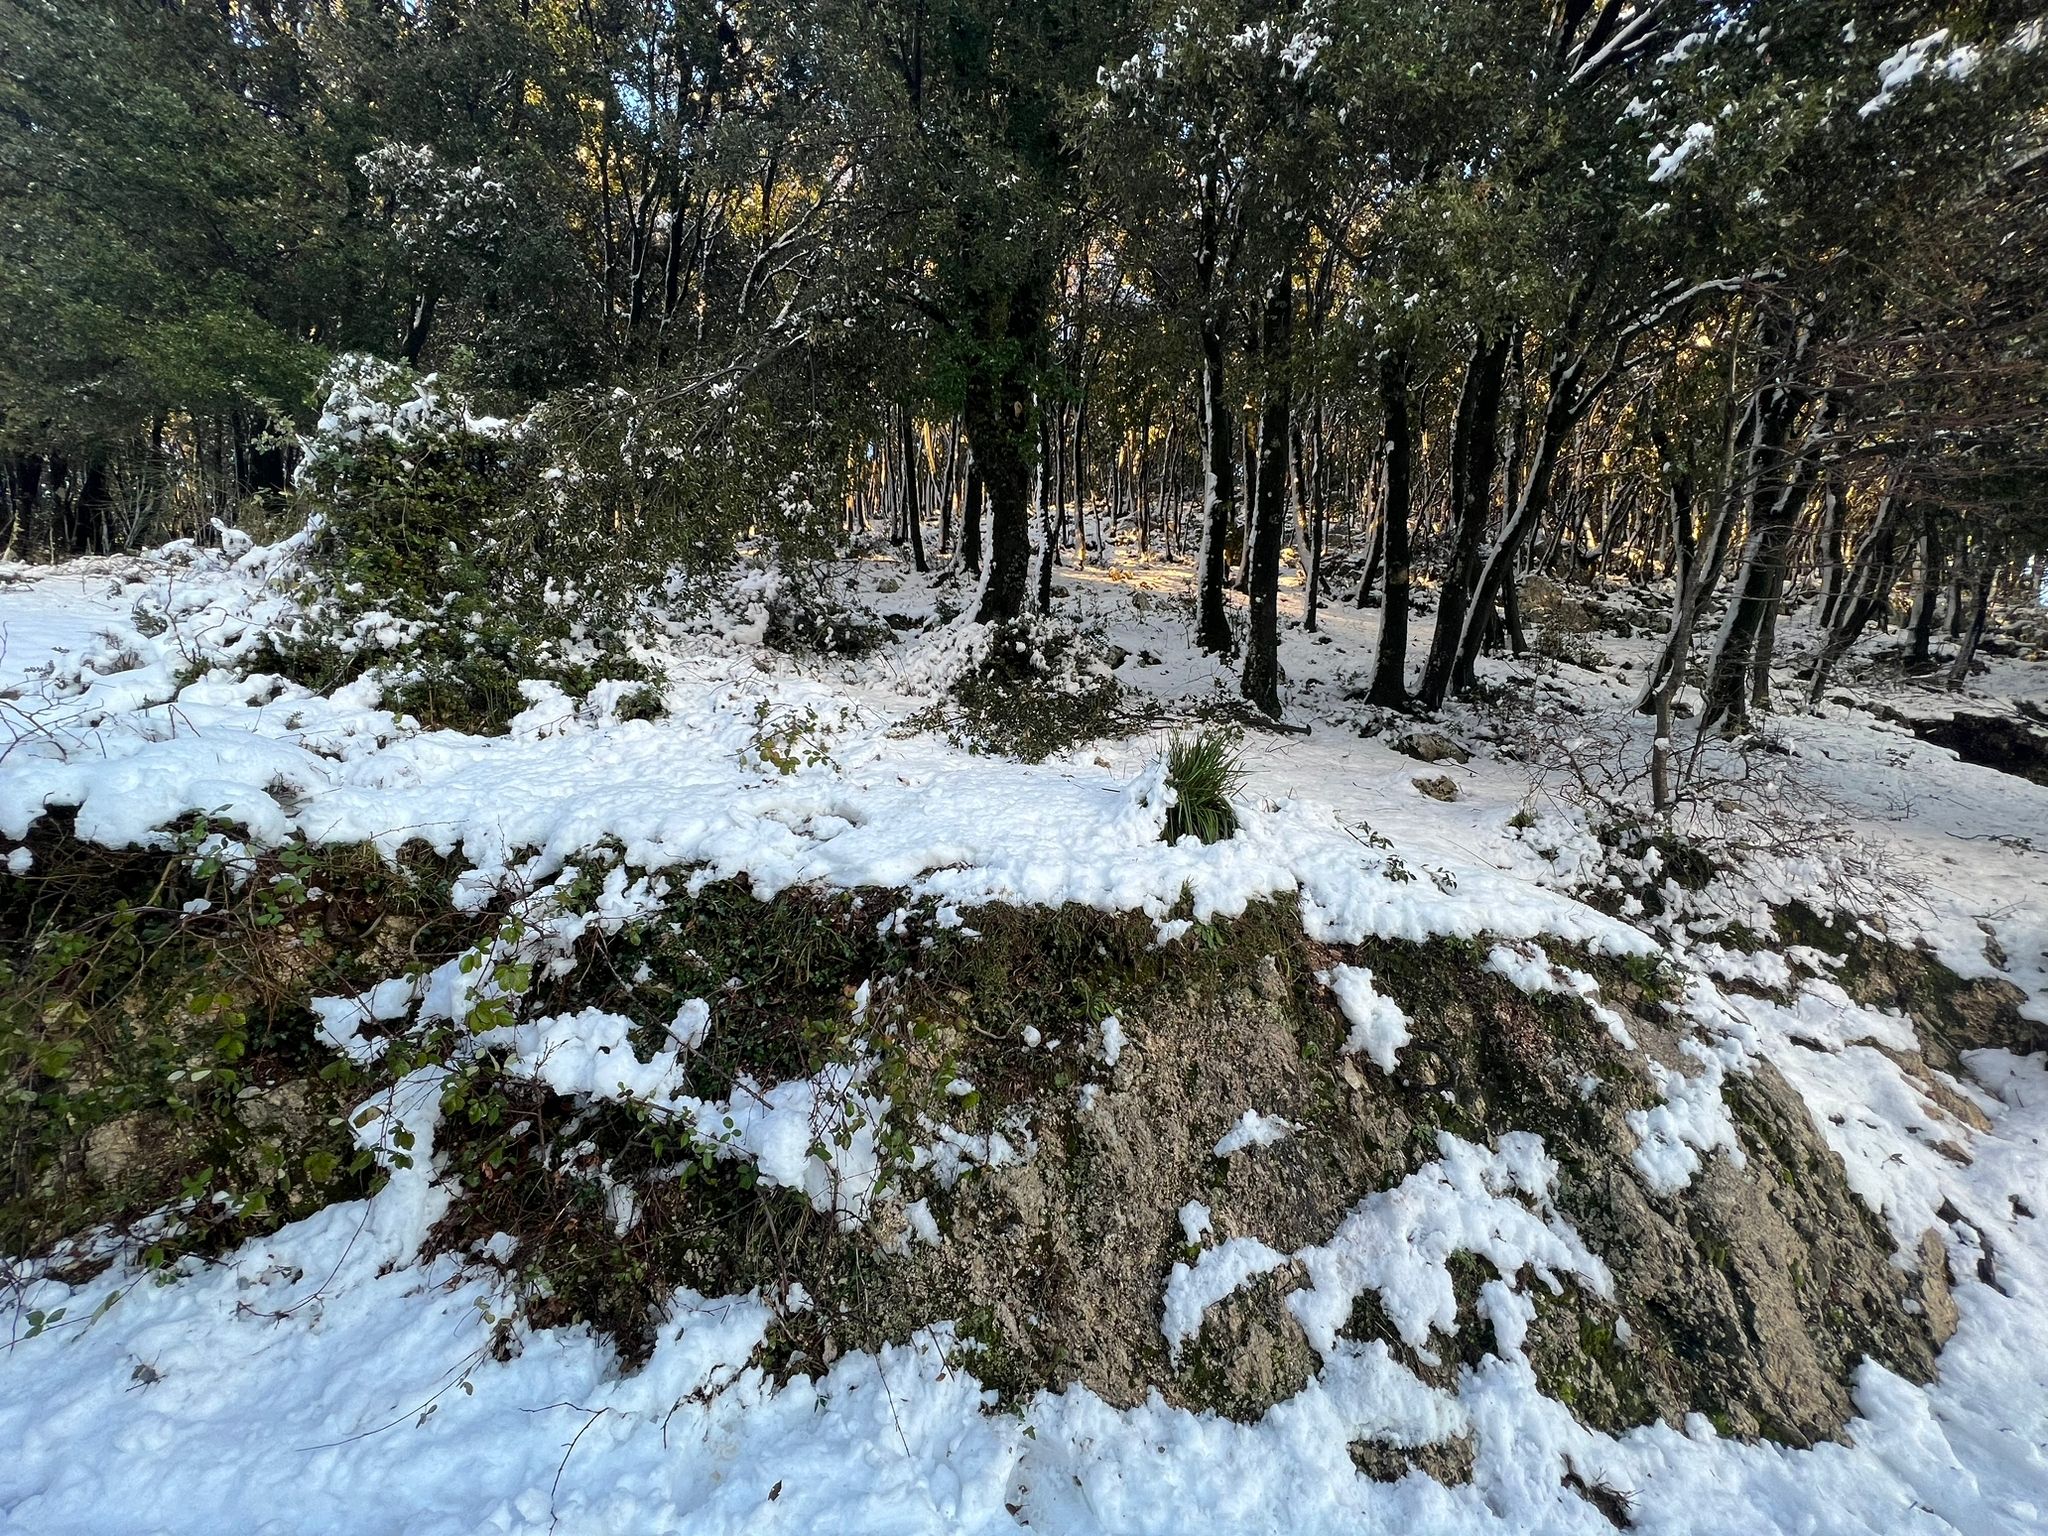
left=1524, top=1293, right=1663, bottom=1435
left=0, top=813, right=474, bottom=1260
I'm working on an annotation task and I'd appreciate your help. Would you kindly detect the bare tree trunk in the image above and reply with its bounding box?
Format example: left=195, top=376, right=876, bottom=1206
left=1302, top=403, right=1327, bottom=633
left=1815, top=476, right=1847, bottom=628
left=1035, top=411, right=1056, bottom=615
left=1908, top=508, right=1941, bottom=667
left=1072, top=393, right=1089, bottom=569
left=1946, top=558, right=1994, bottom=690
left=1805, top=487, right=1902, bottom=705
left=961, top=457, right=984, bottom=575
left=1368, top=350, right=1415, bottom=710
left=902, top=408, right=928, bottom=574
left=967, top=273, right=1048, bottom=624
left=1196, top=333, right=1237, bottom=655
left=1419, top=331, right=1511, bottom=709
left=938, top=417, right=960, bottom=554
left=1241, top=270, right=1293, bottom=719
left=1701, top=375, right=1831, bottom=733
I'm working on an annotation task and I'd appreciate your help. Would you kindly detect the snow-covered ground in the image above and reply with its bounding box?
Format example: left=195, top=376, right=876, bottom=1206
left=2, top=536, right=2045, bottom=1535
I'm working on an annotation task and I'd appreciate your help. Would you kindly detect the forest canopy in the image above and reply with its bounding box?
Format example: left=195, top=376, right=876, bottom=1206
left=2, top=0, right=2044, bottom=726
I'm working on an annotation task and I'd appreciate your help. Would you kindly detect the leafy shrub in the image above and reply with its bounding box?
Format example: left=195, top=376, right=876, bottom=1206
left=934, top=616, right=1128, bottom=762
left=763, top=583, right=893, bottom=657
left=1162, top=729, right=1245, bottom=844
left=264, top=357, right=658, bottom=732
left=0, top=812, right=473, bottom=1263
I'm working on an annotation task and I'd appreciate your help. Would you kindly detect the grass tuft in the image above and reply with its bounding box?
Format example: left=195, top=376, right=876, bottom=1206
left=1162, top=729, right=1244, bottom=846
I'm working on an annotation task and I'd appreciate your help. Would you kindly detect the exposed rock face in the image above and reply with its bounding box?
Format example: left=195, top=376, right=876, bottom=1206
left=1895, top=710, right=2048, bottom=788
left=1778, top=901, right=2040, bottom=1066
left=859, top=932, right=1958, bottom=1445
left=1529, top=1060, right=1939, bottom=1444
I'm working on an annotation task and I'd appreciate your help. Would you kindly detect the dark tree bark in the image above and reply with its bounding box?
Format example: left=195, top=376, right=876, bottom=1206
left=938, top=419, right=959, bottom=554
left=1240, top=270, right=1293, bottom=719
left=400, top=288, right=439, bottom=366
left=1301, top=406, right=1327, bottom=634
left=77, top=463, right=114, bottom=555
left=1237, top=415, right=1257, bottom=593
left=1072, top=392, right=1089, bottom=569
left=1806, top=486, right=1902, bottom=705
left=961, top=457, right=983, bottom=574
left=1353, top=515, right=1385, bottom=609
left=968, top=274, right=1049, bottom=624
left=1196, top=325, right=1237, bottom=655
left=901, top=408, right=928, bottom=573
left=1815, top=476, right=1847, bottom=629
left=1946, top=557, right=1995, bottom=690
left=1418, top=332, right=1511, bottom=709
left=1701, top=355, right=1831, bottom=732
left=1909, top=508, right=1941, bottom=666
left=1035, top=411, right=1055, bottom=614
left=1368, top=349, right=1416, bottom=710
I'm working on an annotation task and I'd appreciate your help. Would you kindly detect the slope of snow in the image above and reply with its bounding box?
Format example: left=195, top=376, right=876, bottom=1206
left=2, top=537, right=2047, bottom=1534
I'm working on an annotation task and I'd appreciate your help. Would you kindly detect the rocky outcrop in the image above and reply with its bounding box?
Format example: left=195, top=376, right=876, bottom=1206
left=841, top=930, right=1960, bottom=1445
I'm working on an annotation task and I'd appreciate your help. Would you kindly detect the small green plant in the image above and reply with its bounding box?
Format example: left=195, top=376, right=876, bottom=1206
left=744, top=701, right=841, bottom=776
left=1162, top=729, right=1244, bottom=845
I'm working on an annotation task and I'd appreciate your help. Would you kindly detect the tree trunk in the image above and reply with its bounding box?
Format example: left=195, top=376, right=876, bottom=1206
left=1946, top=560, right=1993, bottom=690
left=1419, top=332, right=1511, bottom=709
left=1240, top=270, right=1293, bottom=719
left=1238, top=415, right=1257, bottom=592
left=1367, top=350, right=1415, bottom=709
left=1815, top=477, right=1847, bottom=628
left=1072, top=394, right=1089, bottom=569
left=961, top=457, right=984, bottom=574
left=1701, top=371, right=1830, bottom=732
left=1748, top=586, right=1779, bottom=714
left=1196, top=328, right=1237, bottom=655
left=1908, top=508, right=1941, bottom=667
left=401, top=287, right=439, bottom=366
left=938, top=418, right=960, bottom=554
left=1302, top=405, right=1326, bottom=634
left=967, top=275, right=1048, bottom=624
left=1805, top=483, right=1903, bottom=705
left=1036, top=411, right=1056, bottom=615
left=1354, top=516, right=1385, bottom=609
left=902, top=408, right=928, bottom=574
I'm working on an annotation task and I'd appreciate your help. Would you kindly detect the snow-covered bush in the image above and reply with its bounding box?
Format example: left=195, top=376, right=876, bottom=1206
left=929, top=615, right=1128, bottom=762
left=268, top=357, right=656, bottom=731
left=761, top=574, right=893, bottom=657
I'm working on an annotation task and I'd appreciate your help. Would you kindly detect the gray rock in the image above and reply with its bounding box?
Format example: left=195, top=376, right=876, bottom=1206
left=1395, top=730, right=1471, bottom=765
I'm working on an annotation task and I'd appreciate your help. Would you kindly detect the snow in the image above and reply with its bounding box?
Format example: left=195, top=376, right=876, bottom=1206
left=669, top=996, right=712, bottom=1049
left=4, top=536, right=2048, bottom=1533
left=1161, top=1237, right=1290, bottom=1362
left=1213, top=1109, right=1299, bottom=1158
left=1097, top=1014, right=1126, bottom=1068
left=1860, top=30, right=1982, bottom=118
left=1287, top=1133, right=1612, bottom=1359
left=1320, top=962, right=1412, bottom=1071
left=1647, top=122, right=1714, bottom=183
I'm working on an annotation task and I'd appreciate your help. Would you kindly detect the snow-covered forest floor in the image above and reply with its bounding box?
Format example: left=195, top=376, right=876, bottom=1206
left=2, top=535, right=2046, bottom=1535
